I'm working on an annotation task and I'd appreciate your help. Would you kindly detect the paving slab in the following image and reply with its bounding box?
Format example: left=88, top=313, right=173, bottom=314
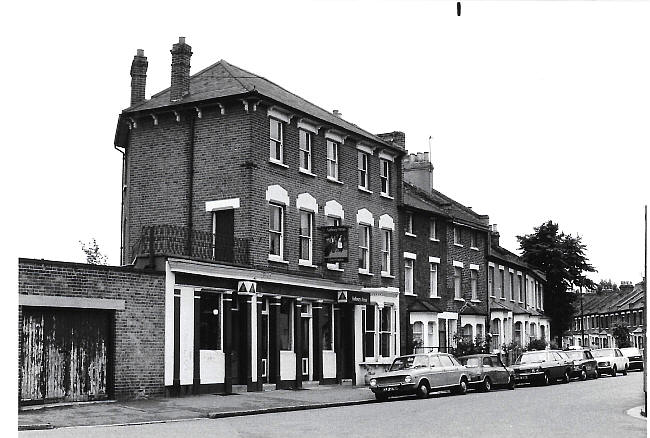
left=18, top=385, right=375, bottom=430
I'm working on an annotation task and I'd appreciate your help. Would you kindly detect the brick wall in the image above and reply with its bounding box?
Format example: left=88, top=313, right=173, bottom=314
left=18, top=259, right=165, bottom=400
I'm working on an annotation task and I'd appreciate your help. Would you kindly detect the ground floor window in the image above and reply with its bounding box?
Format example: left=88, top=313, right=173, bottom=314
left=363, top=305, right=376, bottom=360
left=320, top=303, right=334, bottom=350
left=380, top=306, right=395, bottom=357
left=412, top=321, right=423, bottom=351
left=200, top=293, right=222, bottom=350
left=462, top=324, right=473, bottom=343
left=279, top=298, right=293, bottom=351
left=491, top=319, right=501, bottom=350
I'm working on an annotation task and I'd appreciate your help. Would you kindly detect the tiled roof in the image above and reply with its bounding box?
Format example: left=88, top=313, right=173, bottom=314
left=122, top=60, right=401, bottom=151
left=402, top=182, right=489, bottom=229
left=459, top=300, right=487, bottom=315
left=408, top=298, right=444, bottom=313
left=578, top=281, right=646, bottom=316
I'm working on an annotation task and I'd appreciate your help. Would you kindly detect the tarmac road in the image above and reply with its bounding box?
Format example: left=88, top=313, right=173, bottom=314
left=21, top=370, right=646, bottom=438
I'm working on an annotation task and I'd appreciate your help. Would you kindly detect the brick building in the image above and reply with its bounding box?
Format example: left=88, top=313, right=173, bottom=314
left=400, top=152, right=490, bottom=355
left=487, top=227, right=550, bottom=351
left=563, top=280, right=645, bottom=350
left=18, top=259, right=165, bottom=405
left=114, top=38, right=406, bottom=394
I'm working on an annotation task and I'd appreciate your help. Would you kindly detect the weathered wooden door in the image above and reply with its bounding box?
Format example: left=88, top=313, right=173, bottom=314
left=21, top=307, right=111, bottom=405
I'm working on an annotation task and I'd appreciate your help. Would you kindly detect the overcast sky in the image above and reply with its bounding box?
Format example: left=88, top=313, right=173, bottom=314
left=5, top=0, right=649, bottom=285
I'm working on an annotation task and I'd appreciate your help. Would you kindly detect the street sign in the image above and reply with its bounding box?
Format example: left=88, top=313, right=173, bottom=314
left=336, top=290, right=370, bottom=305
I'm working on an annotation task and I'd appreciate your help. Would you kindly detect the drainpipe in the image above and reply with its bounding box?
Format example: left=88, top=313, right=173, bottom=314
left=486, top=227, right=491, bottom=351
left=187, top=113, right=196, bottom=256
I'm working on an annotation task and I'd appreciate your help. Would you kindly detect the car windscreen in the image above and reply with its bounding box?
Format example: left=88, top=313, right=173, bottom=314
left=621, top=348, right=640, bottom=356
left=460, top=357, right=481, bottom=368
left=564, top=351, right=585, bottom=360
left=592, top=349, right=614, bottom=358
left=516, top=352, right=547, bottom=364
left=389, top=355, right=429, bottom=371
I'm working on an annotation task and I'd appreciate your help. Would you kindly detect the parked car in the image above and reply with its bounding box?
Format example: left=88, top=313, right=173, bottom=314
left=562, top=349, right=598, bottom=380
left=369, top=353, right=469, bottom=400
left=592, top=348, right=629, bottom=376
left=620, top=347, right=644, bottom=371
left=511, top=350, right=572, bottom=385
left=458, top=354, right=516, bottom=391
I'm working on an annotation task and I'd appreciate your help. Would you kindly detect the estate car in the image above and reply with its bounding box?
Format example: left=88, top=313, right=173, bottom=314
left=511, top=350, right=572, bottom=385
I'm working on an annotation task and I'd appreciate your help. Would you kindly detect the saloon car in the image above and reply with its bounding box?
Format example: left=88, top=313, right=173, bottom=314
left=620, top=347, right=644, bottom=371
left=511, top=350, right=572, bottom=385
left=592, top=348, right=629, bottom=376
left=458, top=354, right=516, bottom=391
left=562, top=349, right=598, bottom=380
left=369, top=353, right=469, bottom=400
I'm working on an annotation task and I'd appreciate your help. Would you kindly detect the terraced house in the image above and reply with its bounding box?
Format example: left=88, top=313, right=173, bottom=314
left=564, top=281, right=645, bottom=350
left=115, top=38, right=405, bottom=394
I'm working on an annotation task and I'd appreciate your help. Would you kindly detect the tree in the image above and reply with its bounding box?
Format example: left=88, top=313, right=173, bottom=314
left=79, top=238, right=109, bottom=265
left=613, top=325, right=632, bottom=348
left=595, top=279, right=619, bottom=294
left=517, top=221, right=596, bottom=342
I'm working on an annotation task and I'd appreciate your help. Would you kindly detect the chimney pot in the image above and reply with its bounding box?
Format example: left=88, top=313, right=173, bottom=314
left=333, top=109, right=342, bottom=117
left=179, top=36, right=186, bottom=44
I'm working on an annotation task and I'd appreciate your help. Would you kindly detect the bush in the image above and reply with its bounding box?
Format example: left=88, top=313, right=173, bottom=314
left=527, top=338, right=548, bottom=351
left=613, top=325, right=632, bottom=348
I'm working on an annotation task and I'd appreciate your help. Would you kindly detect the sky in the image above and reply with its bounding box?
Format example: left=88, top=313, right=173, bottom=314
left=4, top=0, right=649, bottom=286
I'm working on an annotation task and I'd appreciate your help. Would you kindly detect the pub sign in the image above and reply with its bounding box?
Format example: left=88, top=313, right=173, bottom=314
left=320, top=225, right=349, bottom=262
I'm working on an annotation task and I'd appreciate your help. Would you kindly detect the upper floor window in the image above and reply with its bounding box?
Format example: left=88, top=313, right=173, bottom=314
left=358, top=224, right=371, bottom=273
left=454, top=267, right=462, bottom=299
left=269, top=203, right=284, bottom=259
left=358, top=151, right=369, bottom=190
left=327, top=140, right=339, bottom=180
left=453, top=226, right=462, bottom=245
left=430, top=218, right=438, bottom=240
left=299, top=210, right=313, bottom=265
left=405, top=213, right=415, bottom=235
left=299, top=130, right=312, bottom=173
left=518, top=274, right=523, bottom=302
left=381, top=230, right=391, bottom=275
left=470, top=230, right=478, bottom=248
left=471, top=269, right=478, bottom=301
left=430, top=262, right=439, bottom=298
left=404, top=259, right=414, bottom=294
left=509, top=272, right=515, bottom=301
left=500, top=269, right=505, bottom=299
left=488, top=266, right=495, bottom=297
left=269, top=119, right=284, bottom=164
left=380, top=159, right=391, bottom=196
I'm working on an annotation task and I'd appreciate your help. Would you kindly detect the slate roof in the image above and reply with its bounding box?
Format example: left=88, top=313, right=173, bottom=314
left=577, top=281, right=646, bottom=316
left=408, top=298, right=444, bottom=313
left=122, top=59, right=401, bottom=151
left=402, top=182, right=489, bottom=229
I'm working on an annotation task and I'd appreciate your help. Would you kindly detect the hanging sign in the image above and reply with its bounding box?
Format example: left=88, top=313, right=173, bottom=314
left=320, top=225, right=349, bottom=262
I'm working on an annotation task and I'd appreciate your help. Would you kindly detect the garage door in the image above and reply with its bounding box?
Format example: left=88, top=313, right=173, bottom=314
left=20, top=307, right=111, bottom=405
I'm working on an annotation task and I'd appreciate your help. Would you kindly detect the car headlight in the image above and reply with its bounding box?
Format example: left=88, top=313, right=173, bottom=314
left=604, top=361, right=610, bottom=366
left=369, top=378, right=377, bottom=387
left=404, top=375, right=412, bottom=383
left=573, top=360, right=580, bottom=366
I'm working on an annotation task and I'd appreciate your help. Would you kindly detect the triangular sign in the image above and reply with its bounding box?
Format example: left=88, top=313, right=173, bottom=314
left=338, top=291, right=347, bottom=302
left=250, top=283, right=256, bottom=293
left=238, top=282, right=247, bottom=293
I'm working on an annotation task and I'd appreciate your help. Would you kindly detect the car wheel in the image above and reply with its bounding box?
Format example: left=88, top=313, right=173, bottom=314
left=375, top=393, right=388, bottom=401
left=579, top=368, right=587, bottom=381
left=507, top=376, right=516, bottom=390
left=482, top=377, right=491, bottom=392
left=453, top=378, right=468, bottom=395
left=540, top=373, right=550, bottom=386
left=622, top=365, right=628, bottom=376
left=611, top=366, right=617, bottom=377
left=591, top=370, right=599, bottom=379
left=562, top=370, right=570, bottom=384
left=416, top=381, right=430, bottom=399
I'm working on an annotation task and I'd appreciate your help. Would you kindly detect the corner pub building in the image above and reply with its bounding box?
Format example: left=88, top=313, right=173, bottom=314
left=116, top=38, right=406, bottom=395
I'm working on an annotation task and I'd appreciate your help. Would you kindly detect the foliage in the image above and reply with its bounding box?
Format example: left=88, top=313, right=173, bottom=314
left=517, top=221, right=596, bottom=341
left=79, top=238, right=109, bottom=265
left=613, top=325, right=632, bottom=348
left=527, top=338, right=548, bottom=351
left=596, top=279, right=619, bottom=294
left=452, top=334, right=489, bottom=357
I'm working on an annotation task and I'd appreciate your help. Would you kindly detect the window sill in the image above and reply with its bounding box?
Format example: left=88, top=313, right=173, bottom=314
left=430, top=296, right=440, bottom=299
left=358, top=269, right=374, bottom=276
left=430, top=238, right=440, bottom=242
left=471, top=299, right=481, bottom=303
left=299, top=260, right=317, bottom=268
left=299, top=168, right=316, bottom=177
left=380, top=272, right=395, bottom=278
left=326, top=264, right=344, bottom=272
left=268, top=256, right=289, bottom=264
left=404, top=292, right=416, bottom=296
left=454, top=298, right=465, bottom=302
left=269, top=159, right=289, bottom=168
left=380, top=193, right=394, bottom=200
left=405, top=232, right=417, bottom=238
left=470, top=247, right=479, bottom=251
left=454, top=243, right=464, bottom=248
left=358, top=186, right=373, bottom=194
left=327, top=176, right=344, bottom=185
left=499, top=297, right=506, bottom=301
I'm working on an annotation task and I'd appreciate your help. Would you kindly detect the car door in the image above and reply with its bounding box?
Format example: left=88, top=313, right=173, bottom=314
left=492, top=355, right=509, bottom=385
left=438, top=355, right=457, bottom=386
left=614, top=349, right=627, bottom=370
left=550, top=352, right=564, bottom=379
left=428, top=355, right=445, bottom=388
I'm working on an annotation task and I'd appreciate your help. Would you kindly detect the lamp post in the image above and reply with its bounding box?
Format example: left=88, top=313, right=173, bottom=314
left=580, top=282, right=585, bottom=348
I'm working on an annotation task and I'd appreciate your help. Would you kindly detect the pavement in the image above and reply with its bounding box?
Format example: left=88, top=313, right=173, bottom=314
left=18, top=385, right=375, bottom=431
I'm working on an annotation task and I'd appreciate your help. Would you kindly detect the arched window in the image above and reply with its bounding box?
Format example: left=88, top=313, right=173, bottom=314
left=412, top=322, right=424, bottom=352
left=514, top=322, right=522, bottom=344
left=491, top=318, right=501, bottom=350
left=462, top=324, right=473, bottom=343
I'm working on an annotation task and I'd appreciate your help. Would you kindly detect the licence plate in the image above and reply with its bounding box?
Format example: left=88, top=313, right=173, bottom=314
left=382, top=386, right=399, bottom=392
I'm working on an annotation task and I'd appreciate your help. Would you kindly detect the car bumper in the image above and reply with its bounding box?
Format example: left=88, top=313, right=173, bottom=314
left=371, top=383, right=418, bottom=396
left=514, top=372, right=544, bottom=382
left=628, top=360, right=644, bottom=370
left=596, top=365, right=613, bottom=373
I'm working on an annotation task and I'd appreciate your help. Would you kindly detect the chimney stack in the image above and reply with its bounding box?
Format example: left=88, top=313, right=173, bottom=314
left=402, top=149, right=433, bottom=193
left=490, top=224, right=500, bottom=248
left=170, top=37, right=192, bottom=102
left=332, top=109, right=342, bottom=118
left=377, top=131, right=406, bottom=149
left=130, top=49, right=148, bottom=106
